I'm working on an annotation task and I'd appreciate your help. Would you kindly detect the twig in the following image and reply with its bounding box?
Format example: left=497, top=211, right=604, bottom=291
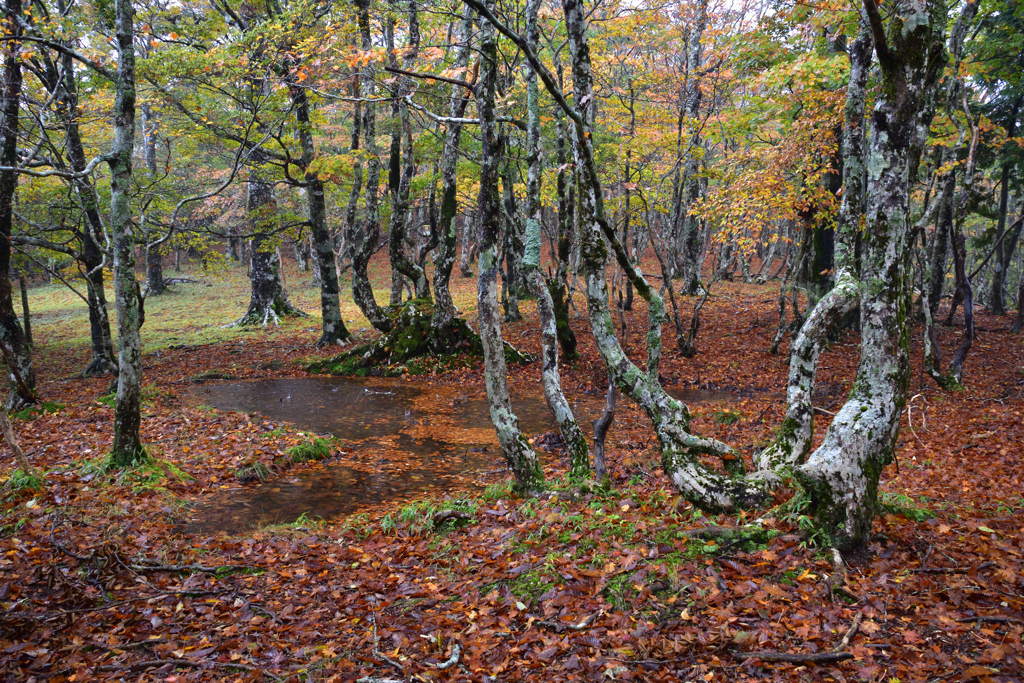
left=536, top=609, right=604, bottom=633
left=734, top=651, right=854, bottom=664
left=735, top=611, right=862, bottom=665
left=956, top=616, right=1023, bottom=625
left=434, top=641, right=462, bottom=670
left=911, top=561, right=996, bottom=574
left=370, top=602, right=404, bottom=675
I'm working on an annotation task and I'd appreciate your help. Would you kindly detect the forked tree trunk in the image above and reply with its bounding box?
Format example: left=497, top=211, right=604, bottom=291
left=51, top=31, right=116, bottom=375
left=430, top=6, right=474, bottom=334
left=522, top=0, right=589, bottom=479
left=234, top=169, right=306, bottom=327
left=386, top=6, right=430, bottom=302
left=476, top=2, right=543, bottom=493
left=350, top=0, right=391, bottom=333
left=795, top=0, right=952, bottom=550
left=756, top=15, right=871, bottom=474
left=108, top=0, right=145, bottom=467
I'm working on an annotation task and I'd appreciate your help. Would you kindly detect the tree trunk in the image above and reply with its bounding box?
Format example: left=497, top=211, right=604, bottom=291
left=234, top=165, right=306, bottom=326
left=386, top=7, right=430, bottom=301
left=477, top=2, right=543, bottom=494
left=0, top=0, right=36, bottom=410
left=990, top=162, right=1012, bottom=314
left=677, top=0, right=710, bottom=295
left=756, top=15, right=871, bottom=474
left=350, top=0, right=390, bottom=333
left=522, top=0, right=589, bottom=479
left=108, top=0, right=145, bottom=467
left=796, top=0, right=953, bottom=550
left=288, top=82, right=349, bottom=345
left=550, top=104, right=578, bottom=359
left=430, top=6, right=474, bottom=334
left=142, top=105, right=166, bottom=296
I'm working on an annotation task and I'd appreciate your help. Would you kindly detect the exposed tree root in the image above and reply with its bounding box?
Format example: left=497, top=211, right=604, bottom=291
left=305, top=300, right=531, bottom=377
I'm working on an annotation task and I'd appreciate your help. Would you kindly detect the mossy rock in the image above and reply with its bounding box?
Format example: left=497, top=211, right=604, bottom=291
left=304, top=300, right=532, bottom=377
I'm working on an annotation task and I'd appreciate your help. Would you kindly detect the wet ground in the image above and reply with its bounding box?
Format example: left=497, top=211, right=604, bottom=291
left=185, top=377, right=741, bottom=533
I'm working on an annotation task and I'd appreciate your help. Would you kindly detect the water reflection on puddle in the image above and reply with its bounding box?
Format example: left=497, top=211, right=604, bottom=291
left=185, top=377, right=737, bottom=534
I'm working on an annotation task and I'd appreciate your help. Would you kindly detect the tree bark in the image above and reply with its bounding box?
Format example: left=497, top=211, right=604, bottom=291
left=350, top=0, right=390, bottom=333
left=386, top=7, right=430, bottom=301
left=476, top=1, right=543, bottom=493
left=796, top=0, right=953, bottom=550
left=756, top=15, right=871, bottom=474
left=288, top=82, right=349, bottom=345
left=0, top=0, right=36, bottom=409
left=234, top=161, right=306, bottom=326
left=521, top=0, right=589, bottom=479
left=142, top=105, right=166, bottom=296
left=429, top=6, right=474, bottom=334
left=108, top=0, right=145, bottom=466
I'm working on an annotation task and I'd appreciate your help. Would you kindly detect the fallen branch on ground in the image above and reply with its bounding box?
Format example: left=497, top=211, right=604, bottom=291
left=432, top=509, right=474, bottom=527
left=536, top=610, right=604, bottom=633
left=434, top=641, right=462, bottom=670
left=911, top=561, right=996, bottom=574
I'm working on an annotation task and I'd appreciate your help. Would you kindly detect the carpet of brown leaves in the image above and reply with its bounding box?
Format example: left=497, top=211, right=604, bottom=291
left=2, top=274, right=1023, bottom=683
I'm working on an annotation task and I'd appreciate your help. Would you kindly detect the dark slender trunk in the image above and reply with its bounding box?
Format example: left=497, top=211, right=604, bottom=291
left=0, top=0, right=36, bottom=409
left=990, top=162, right=1012, bottom=314
left=289, top=82, right=349, bottom=345
left=386, top=7, right=429, bottom=301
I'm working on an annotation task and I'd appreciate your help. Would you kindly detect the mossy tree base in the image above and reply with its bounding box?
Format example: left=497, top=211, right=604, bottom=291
left=305, top=300, right=531, bottom=377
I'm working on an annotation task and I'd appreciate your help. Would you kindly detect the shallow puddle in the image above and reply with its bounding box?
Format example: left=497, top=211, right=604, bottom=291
left=185, top=377, right=743, bottom=533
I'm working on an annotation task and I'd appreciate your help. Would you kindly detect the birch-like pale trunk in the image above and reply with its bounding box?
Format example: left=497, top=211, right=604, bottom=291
left=796, top=0, right=951, bottom=550
left=350, top=0, right=391, bottom=333
left=108, top=0, right=145, bottom=466
left=521, top=0, right=590, bottom=479
left=476, top=2, right=543, bottom=493
left=0, top=0, right=36, bottom=409
left=142, top=105, right=166, bottom=296
left=288, top=82, right=349, bottom=346
left=677, top=0, right=710, bottom=295
left=755, top=14, right=872, bottom=474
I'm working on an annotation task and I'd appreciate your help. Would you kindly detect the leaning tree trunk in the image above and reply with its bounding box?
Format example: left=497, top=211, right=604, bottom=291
left=522, top=0, right=589, bottom=479
left=0, top=0, right=36, bottom=409
left=289, top=81, right=349, bottom=346
left=795, top=0, right=952, bottom=550
left=234, top=163, right=307, bottom=327
left=108, top=0, right=145, bottom=467
left=476, top=1, right=543, bottom=494
left=756, top=15, right=872, bottom=474
left=52, top=34, right=116, bottom=375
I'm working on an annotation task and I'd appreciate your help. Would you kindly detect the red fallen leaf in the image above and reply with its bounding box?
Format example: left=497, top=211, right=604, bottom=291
left=901, top=629, right=922, bottom=644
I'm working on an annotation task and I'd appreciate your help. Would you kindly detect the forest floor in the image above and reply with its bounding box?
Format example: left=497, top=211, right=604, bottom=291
left=2, top=254, right=1024, bottom=683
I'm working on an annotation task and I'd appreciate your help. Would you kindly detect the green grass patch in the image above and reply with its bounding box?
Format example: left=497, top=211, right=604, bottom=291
left=284, top=437, right=335, bottom=464
left=11, top=401, right=64, bottom=421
